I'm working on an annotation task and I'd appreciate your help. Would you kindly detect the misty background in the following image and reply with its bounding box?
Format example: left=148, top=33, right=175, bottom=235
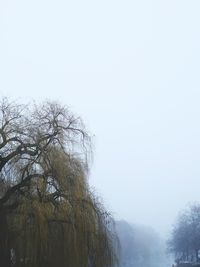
left=1, top=0, right=200, bottom=241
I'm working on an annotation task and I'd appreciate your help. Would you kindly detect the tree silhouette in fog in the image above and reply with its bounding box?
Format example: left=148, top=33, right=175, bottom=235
left=168, top=203, right=200, bottom=263
left=0, top=98, right=117, bottom=267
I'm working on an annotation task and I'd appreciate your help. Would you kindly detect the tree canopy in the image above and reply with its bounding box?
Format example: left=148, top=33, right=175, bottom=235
left=168, top=203, right=200, bottom=263
left=0, top=98, right=117, bottom=267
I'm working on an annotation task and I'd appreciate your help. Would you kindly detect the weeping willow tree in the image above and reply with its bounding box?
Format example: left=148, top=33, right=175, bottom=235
left=0, top=98, right=118, bottom=267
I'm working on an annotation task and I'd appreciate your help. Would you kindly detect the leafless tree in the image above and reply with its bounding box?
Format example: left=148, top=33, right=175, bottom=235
left=168, top=203, right=200, bottom=264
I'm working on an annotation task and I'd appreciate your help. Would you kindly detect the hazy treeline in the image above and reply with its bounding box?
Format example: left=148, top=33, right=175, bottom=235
left=115, top=220, right=169, bottom=267
left=168, top=203, right=200, bottom=264
left=4, top=97, right=200, bottom=267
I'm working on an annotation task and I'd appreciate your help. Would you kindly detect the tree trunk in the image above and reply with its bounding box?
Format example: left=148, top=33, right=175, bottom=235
left=0, top=208, right=11, bottom=267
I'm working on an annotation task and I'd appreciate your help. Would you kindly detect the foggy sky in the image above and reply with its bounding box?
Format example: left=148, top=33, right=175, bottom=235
left=1, top=0, right=200, bottom=238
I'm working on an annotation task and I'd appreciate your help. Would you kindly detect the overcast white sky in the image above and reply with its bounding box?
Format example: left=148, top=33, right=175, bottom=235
left=1, top=0, right=200, bottom=238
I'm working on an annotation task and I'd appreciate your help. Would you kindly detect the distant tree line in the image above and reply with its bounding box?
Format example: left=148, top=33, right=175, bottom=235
left=168, top=203, right=200, bottom=264
left=115, top=220, right=168, bottom=267
left=0, top=98, right=117, bottom=267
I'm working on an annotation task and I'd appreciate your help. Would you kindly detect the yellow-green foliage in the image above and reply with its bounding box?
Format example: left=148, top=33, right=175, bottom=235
left=7, top=148, right=117, bottom=267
